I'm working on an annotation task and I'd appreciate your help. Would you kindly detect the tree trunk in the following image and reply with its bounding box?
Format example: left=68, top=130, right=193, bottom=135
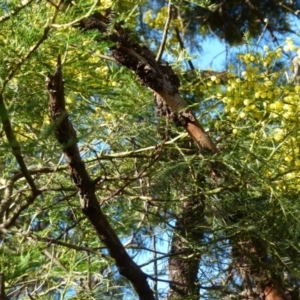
left=168, top=198, right=204, bottom=299
left=231, top=236, right=297, bottom=300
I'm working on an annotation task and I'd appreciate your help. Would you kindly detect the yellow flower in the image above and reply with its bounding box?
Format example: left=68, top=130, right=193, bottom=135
left=267, top=91, right=273, bottom=99
left=101, top=0, right=113, bottom=9
left=270, top=101, right=283, bottom=112
left=243, top=99, right=251, bottom=106
left=239, top=112, right=246, bottom=119
left=272, top=128, right=284, bottom=142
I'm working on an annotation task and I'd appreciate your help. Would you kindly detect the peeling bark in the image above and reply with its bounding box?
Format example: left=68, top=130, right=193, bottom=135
left=46, top=56, right=155, bottom=300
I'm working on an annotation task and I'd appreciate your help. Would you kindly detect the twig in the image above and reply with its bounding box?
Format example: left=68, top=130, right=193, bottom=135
left=0, top=192, right=40, bottom=230
left=156, top=1, right=173, bottom=61
left=99, top=146, right=162, bottom=205
left=174, top=27, right=194, bottom=70
left=151, top=226, right=158, bottom=299
left=138, top=251, right=178, bottom=269
left=256, top=20, right=268, bottom=46
left=0, top=273, right=7, bottom=300
left=26, top=288, right=36, bottom=300
left=0, top=95, right=37, bottom=191
left=45, top=154, right=65, bottom=188
left=173, top=7, right=194, bottom=70
left=43, top=249, right=68, bottom=272
left=7, top=229, right=112, bottom=259
left=46, top=217, right=85, bottom=246
left=0, top=179, right=15, bottom=221
left=0, top=2, right=60, bottom=92
left=98, top=54, right=117, bottom=62
left=12, top=165, right=67, bottom=182
left=46, top=0, right=59, bottom=8
left=278, top=1, right=300, bottom=17
left=0, top=0, right=35, bottom=23
left=0, top=3, right=59, bottom=206
left=50, top=0, right=98, bottom=29
left=125, top=245, right=167, bottom=255
left=147, top=274, right=223, bottom=290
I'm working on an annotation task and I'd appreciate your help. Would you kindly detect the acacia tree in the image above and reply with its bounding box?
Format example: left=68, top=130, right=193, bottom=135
left=1, top=1, right=300, bottom=299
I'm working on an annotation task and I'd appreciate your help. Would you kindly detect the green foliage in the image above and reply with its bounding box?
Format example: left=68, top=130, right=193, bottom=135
left=182, top=0, right=217, bottom=10
left=144, top=0, right=295, bottom=47
left=1, top=0, right=300, bottom=299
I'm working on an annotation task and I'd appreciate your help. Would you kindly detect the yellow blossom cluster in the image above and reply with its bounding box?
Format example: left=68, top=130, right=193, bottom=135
left=143, top=7, right=183, bottom=31
left=100, top=0, right=113, bottom=10
left=284, top=37, right=296, bottom=52
left=216, top=46, right=300, bottom=192
left=220, top=48, right=289, bottom=123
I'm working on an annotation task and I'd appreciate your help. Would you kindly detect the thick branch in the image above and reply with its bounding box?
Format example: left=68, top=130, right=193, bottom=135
left=78, top=13, right=217, bottom=153
left=46, top=56, right=155, bottom=300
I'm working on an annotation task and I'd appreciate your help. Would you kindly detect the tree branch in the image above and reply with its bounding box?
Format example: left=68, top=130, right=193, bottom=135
left=156, top=1, right=173, bottom=62
left=78, top=13, right=218, bottom=153
left=46, top=55, right=155, bottom=300
left=0, top=192, right=40, bottom=230
left=0, top=95, right=38, bottom=192
left=0, top=4, right=60, bottom=92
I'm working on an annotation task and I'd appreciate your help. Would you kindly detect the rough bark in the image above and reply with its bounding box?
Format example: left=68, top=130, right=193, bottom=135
left=78, top=12, right=217, bottom=153
left=46, top=56, right=155, bottom=300
left=168, top=198, right=204, bottom=299
left=230, top=229, right=298, bottom=300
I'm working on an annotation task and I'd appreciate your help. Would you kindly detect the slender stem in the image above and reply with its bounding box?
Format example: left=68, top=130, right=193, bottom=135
left=0, top=95, right=37, bottom=191
left=156, top=1, right=173, bottom=61
left=151, top=226, right=158, bottom=299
